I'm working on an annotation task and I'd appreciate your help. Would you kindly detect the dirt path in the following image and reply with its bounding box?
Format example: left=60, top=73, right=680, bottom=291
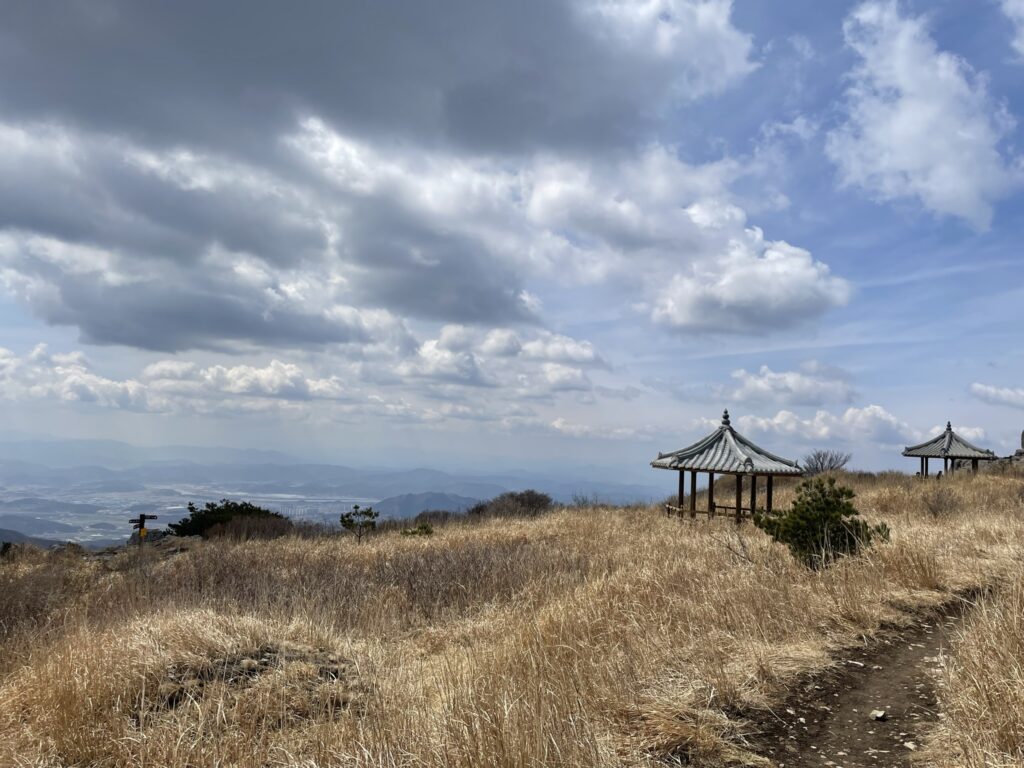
left=751, top=605, right=967, bottom=768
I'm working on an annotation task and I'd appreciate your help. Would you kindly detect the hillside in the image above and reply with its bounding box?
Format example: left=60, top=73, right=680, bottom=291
left=2, top=472, right=1024, bottom=766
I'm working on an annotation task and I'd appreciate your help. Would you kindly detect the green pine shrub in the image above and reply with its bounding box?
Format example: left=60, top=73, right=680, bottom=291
left=168, top=499, right=291, bottom=539
left=754, top=477, right=889, bottom=569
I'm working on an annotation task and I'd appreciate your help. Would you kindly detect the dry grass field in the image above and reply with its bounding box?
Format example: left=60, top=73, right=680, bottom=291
left=2, top=471, right=1024, bottom=767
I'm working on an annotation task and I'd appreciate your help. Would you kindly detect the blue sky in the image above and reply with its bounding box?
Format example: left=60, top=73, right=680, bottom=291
left=0, top=0, right=1022, bottom=478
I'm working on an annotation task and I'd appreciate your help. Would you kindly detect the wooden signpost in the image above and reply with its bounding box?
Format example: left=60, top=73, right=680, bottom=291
left=130, top=513, right=159, bottom=548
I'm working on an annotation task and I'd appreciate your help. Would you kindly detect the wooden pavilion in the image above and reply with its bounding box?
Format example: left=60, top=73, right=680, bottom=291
left=651, top=409, right=803, bottom=522
left=902, top=421, right=997, bottom=476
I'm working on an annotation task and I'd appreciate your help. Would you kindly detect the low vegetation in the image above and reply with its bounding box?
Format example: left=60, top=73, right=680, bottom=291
left=339, top=504, right=379, bottom=543
left=467, top=489, right=553, bottom=517
left=754, top=476, right=889, bottom=569
left=1, top=472, right=1024, bottom=766
left=168, top=499, right=291, bottom=539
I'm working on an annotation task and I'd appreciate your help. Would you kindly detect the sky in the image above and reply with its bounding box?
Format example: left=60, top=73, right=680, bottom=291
left=0, top=0, right=1022, bottom=478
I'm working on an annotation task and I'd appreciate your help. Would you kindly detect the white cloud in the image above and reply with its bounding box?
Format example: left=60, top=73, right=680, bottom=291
left=520, top=333, right=604, bottom=366
left=546, top=416, right=659, bottom=440
left=650, top=229, right=850, bottom=333
left=0, top=346, right=353, bottom=414
left=827, top=1, right=1020, bottom=229
left=540, top=363, right=593, bottom=392
left=927, top=423, right=987, bottom=442
left=1001, top=0, right=1024, bottom=58
left=726, top=362, right=856, bottom=406
left=739, top=404, right=917, bottom=445
left=578, top=0, right=757, bottom=99
left=395, top=340, right=492, bottom=387
left=970, top=382, right=1024, bottom=409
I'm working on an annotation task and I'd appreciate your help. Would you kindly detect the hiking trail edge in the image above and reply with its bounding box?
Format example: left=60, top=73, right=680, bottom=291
left=750, top=603, right=968, bottom=768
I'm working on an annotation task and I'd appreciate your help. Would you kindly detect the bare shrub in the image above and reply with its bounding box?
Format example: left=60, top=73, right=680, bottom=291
left=468, top=489, right=553, bottom=518
left=207, top=514, right=293, bottom=541
left=801, top=449, right=852, bottom=476
left=921, top=485, right=958, bottom=519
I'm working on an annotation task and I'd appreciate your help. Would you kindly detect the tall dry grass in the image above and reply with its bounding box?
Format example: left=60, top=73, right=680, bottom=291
left=930, top=571, right=1024, bottom=767
left=1, top=472, right=1023, bottom=766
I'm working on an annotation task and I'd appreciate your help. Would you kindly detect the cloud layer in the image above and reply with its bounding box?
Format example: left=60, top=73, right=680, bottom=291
left=828, top=0, right=1020, bottom=228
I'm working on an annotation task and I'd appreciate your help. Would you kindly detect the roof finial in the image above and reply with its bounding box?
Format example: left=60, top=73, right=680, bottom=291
left=722, top=408, right=731, bottom=427
left=946, top=421, right=953, bottom=432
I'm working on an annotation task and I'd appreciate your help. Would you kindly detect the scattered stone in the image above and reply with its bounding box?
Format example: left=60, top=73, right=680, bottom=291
left=869, top=709, right=887, bottom=721
left=904, top=741, right=918, bottom=750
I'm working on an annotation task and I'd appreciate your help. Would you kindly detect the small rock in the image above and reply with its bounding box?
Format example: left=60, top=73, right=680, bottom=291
left=869, top=709, right=887, bottom=721
left=904, top=741, right=918, bottom=751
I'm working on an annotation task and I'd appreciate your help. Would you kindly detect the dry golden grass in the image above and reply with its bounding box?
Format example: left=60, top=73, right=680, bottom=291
left=930, top=572, right=1024, bottom=767
left=2, top=472, right=1024, bottom=767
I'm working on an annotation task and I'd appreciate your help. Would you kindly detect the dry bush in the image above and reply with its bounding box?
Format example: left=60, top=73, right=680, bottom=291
left=1, top=473, right=1024, bottom=766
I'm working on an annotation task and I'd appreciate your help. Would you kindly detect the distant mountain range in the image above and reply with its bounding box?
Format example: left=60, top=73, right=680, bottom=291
left=0, top=528, right=61, bottom=548
left=0, top=436, right=668, bottom=543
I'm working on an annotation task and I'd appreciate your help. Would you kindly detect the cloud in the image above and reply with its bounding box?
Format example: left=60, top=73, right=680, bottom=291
left=0, top=345, right=352, bottom=415
left=650, top=229, right=850, bottom=334
left=725, top=362, right=856, bottom=406
left=738, top=404, right=917, bottom=445
left=0, top=113, right=844, bottom=354
left=827, top=1, right=1020, bottom=229
left=538, top=417, right=661, bottom=441
left=0, top=1, right=755, bottom=156
left=394, top=340, right=493, bottom=387
left=1001, top=0, right=1024, bottom=58
left=578, top=0, right=757, bottom=100
left=927, top=423, right=987, bottom=442
left=970, top=382, right=1024, bottom=409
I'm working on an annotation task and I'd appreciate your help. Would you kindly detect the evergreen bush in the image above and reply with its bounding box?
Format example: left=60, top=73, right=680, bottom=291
left=754, top=477, right=888, bottom=569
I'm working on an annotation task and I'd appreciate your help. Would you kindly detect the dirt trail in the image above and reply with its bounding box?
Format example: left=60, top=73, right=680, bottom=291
left=752, top=605, right=968, bottom=768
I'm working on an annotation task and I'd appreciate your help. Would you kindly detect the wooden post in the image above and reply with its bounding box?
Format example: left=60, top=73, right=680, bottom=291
left=735, top=474, right=742, bottom=524
left=750, top=474, right=757, bottom=515
left=766, top=475, right=774, bottom=513
left=689, top=470, right=697, bottom=518
left=677, top=471, right=684, bottom=516
left=972, top=458, right=979, bottom=474
left=923, top=457, right=928, bottom=477
left=708, top=473, right=715, bottom=518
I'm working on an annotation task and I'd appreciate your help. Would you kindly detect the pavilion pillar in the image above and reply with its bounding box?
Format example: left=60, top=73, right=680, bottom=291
left=677, top=471, right=684, bottom=514
left=735, top=474, right=742, bottom=524
left=689, top=470, right=697, bottom=518
left=750, top=474, right=758, bottom=516
left=972, top=458, right=979, bottom=474
left=708, top=473, right=715, bottom=518
left=766, top=475, right=774, bottom=513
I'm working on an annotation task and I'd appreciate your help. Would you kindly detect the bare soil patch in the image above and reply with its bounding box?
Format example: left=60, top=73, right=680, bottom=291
left=751, top=600, right=973, bottom=768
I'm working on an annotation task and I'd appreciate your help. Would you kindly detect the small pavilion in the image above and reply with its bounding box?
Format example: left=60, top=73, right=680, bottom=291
left=902, top=422, right=997, bottom=476
left=651, top=409, right=803, bottom=522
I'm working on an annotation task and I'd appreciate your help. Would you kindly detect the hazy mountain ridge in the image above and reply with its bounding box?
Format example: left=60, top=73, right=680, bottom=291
left=0, top=439, right=666, bottom=543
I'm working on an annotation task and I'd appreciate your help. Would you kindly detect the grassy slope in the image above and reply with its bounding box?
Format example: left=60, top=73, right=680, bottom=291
left=1, top=473, right=1023, bottom=767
